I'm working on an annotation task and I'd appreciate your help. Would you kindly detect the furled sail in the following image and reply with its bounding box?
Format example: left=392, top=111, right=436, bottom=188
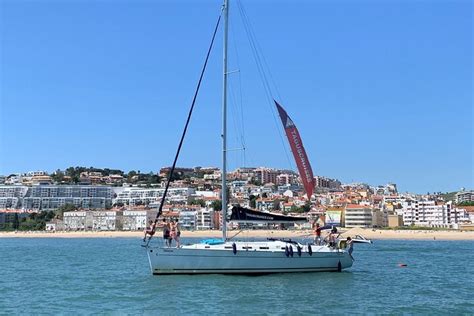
left=275, top=100, right=315, bottom=200
left=230, top=206, right=307, bottom=223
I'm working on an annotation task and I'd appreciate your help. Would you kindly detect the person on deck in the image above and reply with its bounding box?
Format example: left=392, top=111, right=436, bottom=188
left=173, top=219, right=181, bottom=248
left=328, top=227, right=338, bottom=248
left=162, top=218, right=171, bottom=247
left=346, top=236, right=354, bottom=256
left=313, top=222, right=322, bottom=245
left=143, top=220, right=156, bottom=242
left=170, top=219, right=177, bottom=247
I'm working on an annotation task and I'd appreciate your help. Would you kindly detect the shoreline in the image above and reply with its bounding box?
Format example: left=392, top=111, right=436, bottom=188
left=1, top=228, right=473, bottom=240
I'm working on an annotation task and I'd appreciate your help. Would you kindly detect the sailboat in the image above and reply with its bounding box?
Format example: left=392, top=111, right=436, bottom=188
left=145, top=0, right=353, bottom=275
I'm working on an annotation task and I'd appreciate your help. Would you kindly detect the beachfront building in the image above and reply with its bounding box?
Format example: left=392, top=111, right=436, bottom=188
left=63, top=210, right=123, bottom=231
left=179, top=211, right=197, bottom=230
left=399, top=200, right=460, bottom=228
left=21, top=185, right=113, bottom=211
left=91, top=210, right=123, bottom=231
left=63, top=211, right=90, bottom=230
left=196, top=208, right=214, bottom=230
left=122, top=209, right=158, bottom=231
left=388, top=214, right=404, bottom=227
left=114, top=187, right=195, bottom=206
left=344, top=205, right=373, bottom=228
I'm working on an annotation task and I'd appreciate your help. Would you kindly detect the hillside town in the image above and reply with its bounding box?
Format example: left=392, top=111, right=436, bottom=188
left=0, top=167, right=473, bottom=232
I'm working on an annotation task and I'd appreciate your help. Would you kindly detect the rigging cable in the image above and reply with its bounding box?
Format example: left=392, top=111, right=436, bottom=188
left=236, top=0, right=295, bottom=171
left=230, top=18, right=248, bottom=168
left=149, top=11, right=223, bottom=239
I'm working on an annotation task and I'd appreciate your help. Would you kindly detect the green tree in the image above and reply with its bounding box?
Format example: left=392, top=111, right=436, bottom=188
left=302, top=201, right=311, bottom=213
left=190, top=199, right=206, bottom=207
left=249, top=195, right=257, bottom=209
left=127, top=170, right=137, bottom=182
left=457, top=201, right=474, bottom=207
left=211, top=200, right=222, bottom=211
left=51, top=169, right=65, bottom=183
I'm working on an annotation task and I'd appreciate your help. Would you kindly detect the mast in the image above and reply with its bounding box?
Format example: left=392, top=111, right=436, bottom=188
left=221, top=0, right=229, bottom=240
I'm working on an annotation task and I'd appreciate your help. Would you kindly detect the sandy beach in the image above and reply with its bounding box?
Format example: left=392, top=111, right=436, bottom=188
left=1, top=228, right=473, bottom=240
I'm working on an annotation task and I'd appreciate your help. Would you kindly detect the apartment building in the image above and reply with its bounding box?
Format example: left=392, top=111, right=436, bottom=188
left=399, top=200, right=461, bottom=228
left=22, top=185, right=113, bottom=210
left=455, top=190, right=474, bottom=204
left=122, top=209, right=158, bottom=231
left=63, top=211, right=90, bottom=230
left=344, top=204, right=373, bottom=228
left=63, top=210, right=123, bottom=231
left=179, top=211, right=197, bottom=230
left=0, top=185, right=29, bottom=209
left=114, top=187, right=195, bottom=206
left=315, top=176, right=341, bottom=190
left=255, top=168, right=279, bottom=185
left=196, top=208, right=214, bottom=230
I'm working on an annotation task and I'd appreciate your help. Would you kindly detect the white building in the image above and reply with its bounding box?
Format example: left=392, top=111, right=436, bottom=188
left=455, top=190, right=474, bottom=204
left=4, top=174, right=23, bottom=185
left=91, top=211, right=123, bottom=231
left=179, top=211, right=197, bottom=230
left=63, top=211, right=89, bottom=230
left=64, top=210, right=123, bottom=231
left=0, top=185, right=29, bottom=209
left=21, top=185, right=113, bottom=210
left=196, top=208, right=214, bottom=230
left=344, top=205, right=373, bottom=228
left=399, top=200, right=460, bottom=228
left=114, top=187, right=195, bottom=206
left=122, top=210, right=158, bottom=231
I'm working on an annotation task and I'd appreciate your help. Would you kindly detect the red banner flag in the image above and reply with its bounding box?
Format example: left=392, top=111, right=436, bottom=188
left=275, top=100, right=315, bottom=200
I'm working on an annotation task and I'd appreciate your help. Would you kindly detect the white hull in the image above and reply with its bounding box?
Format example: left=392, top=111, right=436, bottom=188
left=146, top=240, right=353, bottom=275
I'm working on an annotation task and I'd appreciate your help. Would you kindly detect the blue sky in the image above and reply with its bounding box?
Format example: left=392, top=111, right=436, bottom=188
left=0, top=0, right=472, bottom=193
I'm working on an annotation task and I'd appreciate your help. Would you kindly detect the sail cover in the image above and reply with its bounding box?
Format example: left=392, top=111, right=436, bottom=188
left=275, top=100, right=315, bottom=199
left=230, top=206, right=307, bottom=223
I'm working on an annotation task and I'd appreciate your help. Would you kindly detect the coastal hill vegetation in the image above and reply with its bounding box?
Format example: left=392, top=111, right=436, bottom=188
left=51, top=166, right=161, bottom=186
left=49, top=166, right=222, bottom=186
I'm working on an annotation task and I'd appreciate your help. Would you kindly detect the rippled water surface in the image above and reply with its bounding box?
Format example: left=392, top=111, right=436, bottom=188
left=1, top=237, right=473, bottom=315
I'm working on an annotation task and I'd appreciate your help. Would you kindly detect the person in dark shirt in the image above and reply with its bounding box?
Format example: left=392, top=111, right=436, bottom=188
left=162, top=218, right=171, bottom=247
left=313, top=222, right=322, bottom=245
left=143, top=220, right=156, bottom=242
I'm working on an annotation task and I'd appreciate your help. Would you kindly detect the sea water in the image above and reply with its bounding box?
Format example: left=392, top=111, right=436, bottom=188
left=1, top=237, right=473, bottom=315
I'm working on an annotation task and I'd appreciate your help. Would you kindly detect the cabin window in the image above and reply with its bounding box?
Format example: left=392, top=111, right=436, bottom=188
left=259, top=247, right=269, bottom=250
left=205, top=246, right=210, bottom=249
